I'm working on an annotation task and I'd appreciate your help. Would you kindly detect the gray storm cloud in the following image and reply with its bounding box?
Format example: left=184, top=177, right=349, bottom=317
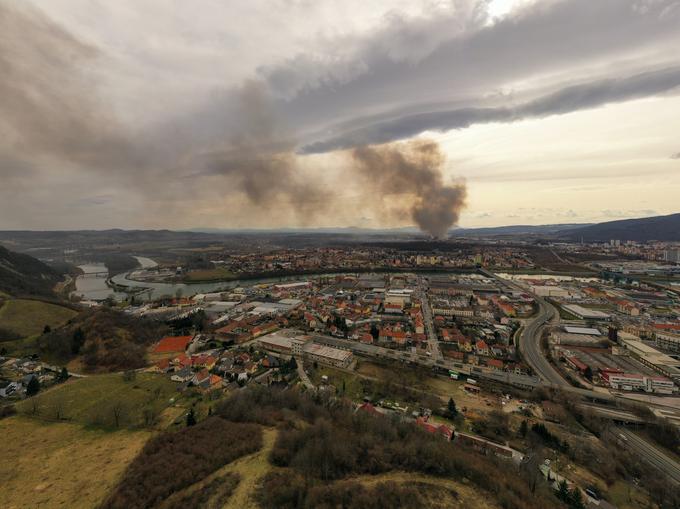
left=350, top=141, right=467, bottom=237
left=0, top=3, right=144, bottom=171
left=2, top=3, right=463, bottom=234
left=194, top=80, right=328, bottom=222
left=2, top=0, right=680, bottom=230
left=302, top=66, right=680, bottom=153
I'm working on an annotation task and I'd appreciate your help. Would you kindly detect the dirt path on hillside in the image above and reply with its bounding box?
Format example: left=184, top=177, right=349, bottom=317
left=222, top=427, right=277, bottom=509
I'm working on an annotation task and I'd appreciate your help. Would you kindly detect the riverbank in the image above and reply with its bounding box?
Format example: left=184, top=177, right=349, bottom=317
left=172, top=265, right=481, bottom=284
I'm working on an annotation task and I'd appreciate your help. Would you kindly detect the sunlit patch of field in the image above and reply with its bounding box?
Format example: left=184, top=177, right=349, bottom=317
left=15, top=372, right=179, bottom=429
left=0, top=299, right=77, bottom=339
left=224, top=427, right=278, bottom=509
left=0, top=416, right=150, bottom=509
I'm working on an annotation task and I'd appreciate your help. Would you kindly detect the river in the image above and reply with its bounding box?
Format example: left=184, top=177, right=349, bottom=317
left=72, top=263, right=126, bottom=301
left=82, top=260, right=468, bottom=302
left=73, top=257, right=157, bottom=301
left=109, top=270, right=345, bottom=301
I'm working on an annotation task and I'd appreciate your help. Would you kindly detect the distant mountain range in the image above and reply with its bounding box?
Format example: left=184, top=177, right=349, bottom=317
left=0, top=246, right=60, bottom=297
left=559, top=213, right=680, bottom=242
left=451, top=223, right=589, bottom=237
left=1, top=213, right=678, bottom=246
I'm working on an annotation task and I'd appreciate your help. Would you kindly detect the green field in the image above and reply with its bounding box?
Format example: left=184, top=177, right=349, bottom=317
left=16, top=372, right=180, bottom=429
left=0, top=299, right=77, bottom=339
left=309, top=365, right=365, bottom=400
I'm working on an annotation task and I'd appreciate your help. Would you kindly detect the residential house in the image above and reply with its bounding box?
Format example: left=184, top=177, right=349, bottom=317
left=171, top=366, right=194, bottom=383
left=0, top=380, right=21, bottom=398
left=475, top=340, right=490, bottom=356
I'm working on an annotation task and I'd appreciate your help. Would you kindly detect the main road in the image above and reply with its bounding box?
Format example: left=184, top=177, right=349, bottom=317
left=418, top=277, right=443, bottom=361
left=480, top=269, right=566, bottom=386
left=518, top=297, right=566, bottom=386
left=483, top=269, right=680, bottom=482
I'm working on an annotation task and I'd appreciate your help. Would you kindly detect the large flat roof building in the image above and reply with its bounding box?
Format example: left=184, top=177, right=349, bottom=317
left=303, top=342, right=353, bottom=369
left=621, top=338, right=680, bottom=383
left=562, top=304, right=610, bottom=321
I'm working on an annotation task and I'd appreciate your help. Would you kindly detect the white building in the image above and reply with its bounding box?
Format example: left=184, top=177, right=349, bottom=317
left=302, top=342, right=353, bottom=369
left=562, top=304, right=610, bottom=321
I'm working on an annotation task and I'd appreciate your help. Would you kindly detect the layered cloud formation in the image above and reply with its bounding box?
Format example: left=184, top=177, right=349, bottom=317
left=1, top=0, right=679, bottom=230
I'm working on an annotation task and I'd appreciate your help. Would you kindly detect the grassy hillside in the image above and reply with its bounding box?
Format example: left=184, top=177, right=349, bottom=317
left=15, top=372, right=179, bottom=429
left=0, top=299, right=77, bottom=340
left=0, top=416, right=150, bottom=509
left=0, top=245, right=61, bottom=297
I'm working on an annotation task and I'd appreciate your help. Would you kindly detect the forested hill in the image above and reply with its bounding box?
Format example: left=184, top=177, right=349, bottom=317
left=0, top=245, right=60, bottom=297
left=560, top=213, right=680, bottom=242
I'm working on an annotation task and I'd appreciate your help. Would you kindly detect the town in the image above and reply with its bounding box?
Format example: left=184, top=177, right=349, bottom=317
left=3, top=1, right=680, bottom=506
left=2, top=232, right=680, bottom=508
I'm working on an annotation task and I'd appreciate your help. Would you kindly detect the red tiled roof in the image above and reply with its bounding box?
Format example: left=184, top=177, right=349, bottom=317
left=153, top=335, right=193, bottom=354
left=155, top=358, right=171, bottom=370
left=654, top=323, right=680, bottom=331
left=358, top=403, right=383, bottom=416
left=194, top=368, right=210, bottom=381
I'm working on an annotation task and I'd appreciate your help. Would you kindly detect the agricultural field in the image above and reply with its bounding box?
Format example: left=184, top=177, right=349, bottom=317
left=15, top=372, right=180, bottom=429
left=0, top=299, right=77, bottom=339
left=0, top=416, right=150, bottom=509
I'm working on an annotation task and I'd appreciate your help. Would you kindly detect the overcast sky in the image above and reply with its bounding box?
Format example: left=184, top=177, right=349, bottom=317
left=1, top=0, right=679, bottom=230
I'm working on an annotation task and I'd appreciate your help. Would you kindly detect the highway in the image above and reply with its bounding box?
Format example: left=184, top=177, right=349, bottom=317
left=518, top=297, right=566, bottom=386
left=614, top=427, right=680, bottom=485
left=480, top=269, right=567, bottom=387
left=483, top=270, right=680, bottom=483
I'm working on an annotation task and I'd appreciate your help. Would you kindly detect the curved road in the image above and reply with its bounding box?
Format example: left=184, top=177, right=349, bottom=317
left=518, top=297, right=566, bottom=386
left=499, top=272, right=680, bottom=483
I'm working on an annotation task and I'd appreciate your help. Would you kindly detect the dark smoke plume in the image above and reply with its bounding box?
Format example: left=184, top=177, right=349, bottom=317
left=0, top=4, right=465, bottom=235
left=351, top=140, right=466, bottom=237
left=195, top=81, right=329, bottom=223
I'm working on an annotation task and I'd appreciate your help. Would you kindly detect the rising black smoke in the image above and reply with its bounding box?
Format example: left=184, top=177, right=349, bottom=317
left=351, top=141, right=466, bottom=237
left=193, top=81, right=329, bottom=224
left=0, top=3, right=466, bottom=234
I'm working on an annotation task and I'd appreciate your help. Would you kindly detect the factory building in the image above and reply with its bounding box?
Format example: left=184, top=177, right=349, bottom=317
left=621, top=338, right=680, bottom=384
left=259, top=331, right=354, bottom=369
left=656, top=332, right=680, bottom=353
left=562, top=304, right=610, bottom=321
left=302, top=342, right=353, bottom=369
